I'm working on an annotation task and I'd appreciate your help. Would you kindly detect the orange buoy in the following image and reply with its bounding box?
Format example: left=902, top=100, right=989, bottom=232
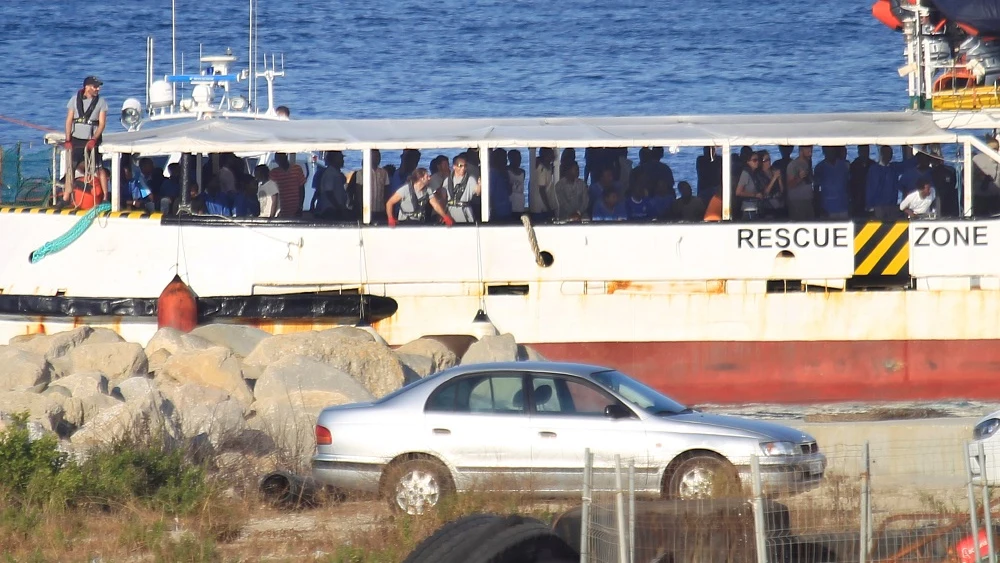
left=157, top=274, right=198, bottom=332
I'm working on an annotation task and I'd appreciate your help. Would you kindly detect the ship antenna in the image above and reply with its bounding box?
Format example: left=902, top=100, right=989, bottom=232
left=171, top=0, right=177, bottom=104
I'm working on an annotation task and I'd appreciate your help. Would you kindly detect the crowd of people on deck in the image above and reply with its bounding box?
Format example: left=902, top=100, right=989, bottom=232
left=67, top=141, right=1000, bottom=224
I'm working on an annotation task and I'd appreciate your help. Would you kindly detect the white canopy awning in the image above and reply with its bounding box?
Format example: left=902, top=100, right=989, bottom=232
left=98, top=111, right=963, bottom=154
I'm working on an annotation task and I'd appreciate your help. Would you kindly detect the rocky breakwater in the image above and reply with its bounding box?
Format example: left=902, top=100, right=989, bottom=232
left=0, top=326, right=543, bottom=469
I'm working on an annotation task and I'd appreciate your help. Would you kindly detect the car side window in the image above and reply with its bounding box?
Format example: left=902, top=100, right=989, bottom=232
left=531, top=375, right=617, bottom=416
left=426, top=374, right=525, bottom=414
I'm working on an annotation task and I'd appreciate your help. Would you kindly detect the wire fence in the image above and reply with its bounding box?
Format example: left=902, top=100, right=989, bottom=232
left=1, top=142, right=53, bottom=206
left=579, top=440, right=1000, bottom=563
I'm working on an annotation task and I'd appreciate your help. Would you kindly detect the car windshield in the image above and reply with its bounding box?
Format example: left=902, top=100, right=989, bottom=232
left=591, top=370, right=690, bottom=415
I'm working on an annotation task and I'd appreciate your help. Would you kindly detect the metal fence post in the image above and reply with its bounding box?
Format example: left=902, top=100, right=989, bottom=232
left=751, top=455, right=768, bottom=563
left=979, top=442, right=997, bottom=563
left=628, top=460, right=636, bottom=563
left=966, top=441, right=982, bottom=563
left=860, top=441, right=870, bottom=563
left=614, top=454, right=629, bottom=563
left=581, top=448, right=592, bottom=563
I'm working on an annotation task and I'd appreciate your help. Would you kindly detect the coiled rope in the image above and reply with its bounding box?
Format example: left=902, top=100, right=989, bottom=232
left=29, top=202, right=111, bottom=263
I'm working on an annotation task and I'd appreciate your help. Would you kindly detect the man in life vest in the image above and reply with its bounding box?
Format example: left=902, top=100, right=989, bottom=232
left=62, top=76, right=107, bottom=207
left=437, top=155, right=480, bottom=224
left=70, top=160, right=106, bottom=210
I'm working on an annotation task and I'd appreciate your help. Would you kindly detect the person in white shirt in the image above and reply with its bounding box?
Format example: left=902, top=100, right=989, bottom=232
left=255, top=165, right=280, bottom=218
left=899, top=178, right=939, bottom=219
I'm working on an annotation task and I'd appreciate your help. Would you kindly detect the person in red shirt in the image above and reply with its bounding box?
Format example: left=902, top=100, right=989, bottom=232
left=269, top=153, right=306, bottom=218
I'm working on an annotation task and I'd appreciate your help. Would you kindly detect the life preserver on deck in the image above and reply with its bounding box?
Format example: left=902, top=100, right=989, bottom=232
left=157, top=274, right=197, bottom=332
left=71, top=174, right=104, bottom=210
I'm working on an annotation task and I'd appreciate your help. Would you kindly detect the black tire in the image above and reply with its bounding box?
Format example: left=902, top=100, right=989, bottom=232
left=384, top=457, right=455, bottom=515
left=462, top=521, right=579, bottom=563
left=438, top=515, right=536, bottom=563
left=401, top=513, right=501, bottom=563
left=665, top=454, right=739, bottom=499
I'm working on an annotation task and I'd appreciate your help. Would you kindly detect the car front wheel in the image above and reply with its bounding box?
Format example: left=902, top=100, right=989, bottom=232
left=387, top=458, right=454, bottom=515
left=666, top=454, right=739, bottom=499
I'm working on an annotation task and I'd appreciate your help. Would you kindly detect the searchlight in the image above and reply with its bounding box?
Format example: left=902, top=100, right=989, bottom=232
left=121, top=98, right=143, bottom=131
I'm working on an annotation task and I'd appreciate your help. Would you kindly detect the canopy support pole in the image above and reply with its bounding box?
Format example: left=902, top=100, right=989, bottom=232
left=963, top=140, right=973, bottom=218
left=721, top=143, right=732, bottom=221
left=110, top=152, right=122, bottom=212
left=480, top=143, right=490, bottom=223
left=362, top=148, right=372, bottom=225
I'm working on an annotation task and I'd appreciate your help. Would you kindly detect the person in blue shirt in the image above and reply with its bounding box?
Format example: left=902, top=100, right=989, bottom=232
left=202, top=181, right=233, bottom=216
left=865, top=146, right=901, bottom=219
left=648, top=179, right=676, bottom=219
left=488, top=149, right=513, bottom=222
left=159, top=163, right=182, bottom=214
left=813, top=147, right=850, bottom=219
left=591, top=187, right=628, bottom=221
left=625, top=183, right=656, bottom=221
left=588, top=166, right=622, bottom=215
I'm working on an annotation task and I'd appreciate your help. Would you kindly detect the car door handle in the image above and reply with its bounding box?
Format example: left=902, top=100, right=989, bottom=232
left=432, top=428, right=451, bottom=435
left=538, top=431, right=557, bottom=438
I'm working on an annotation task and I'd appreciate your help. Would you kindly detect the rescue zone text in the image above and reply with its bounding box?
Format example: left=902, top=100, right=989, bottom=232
left=737, top=226, right=850, bottom=249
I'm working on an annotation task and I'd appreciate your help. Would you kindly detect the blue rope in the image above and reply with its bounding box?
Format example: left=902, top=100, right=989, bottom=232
left=30, top=203, right=111, bottom=263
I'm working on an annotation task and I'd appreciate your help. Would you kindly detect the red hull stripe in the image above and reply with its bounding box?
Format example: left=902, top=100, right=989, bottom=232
left=530, top=340, right=1000, bottom=405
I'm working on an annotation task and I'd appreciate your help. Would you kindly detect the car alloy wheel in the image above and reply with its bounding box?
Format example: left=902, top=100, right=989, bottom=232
left=668, top=454, right=737, bottom=500
left=390, top=459, right=451, bottom=515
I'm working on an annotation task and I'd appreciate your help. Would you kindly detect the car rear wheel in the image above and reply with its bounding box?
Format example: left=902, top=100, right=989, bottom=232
left=666, top=454, right=739, bottom=499
left=387, top=458, right=454, bottom=515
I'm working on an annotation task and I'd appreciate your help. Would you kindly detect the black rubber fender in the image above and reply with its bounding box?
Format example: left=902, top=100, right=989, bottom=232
left=461, top=520, right=579, bottom=563
left=401, top=513, right=502, bottom=563
left=440, top=515, right=535, bottom=563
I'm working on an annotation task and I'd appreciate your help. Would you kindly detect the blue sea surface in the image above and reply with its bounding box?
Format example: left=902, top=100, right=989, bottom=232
left=0, top=0, right=907, bottom=185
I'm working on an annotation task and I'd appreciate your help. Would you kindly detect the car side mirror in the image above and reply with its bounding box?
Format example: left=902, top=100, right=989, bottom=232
left=605, top=404, right=632, bottom=419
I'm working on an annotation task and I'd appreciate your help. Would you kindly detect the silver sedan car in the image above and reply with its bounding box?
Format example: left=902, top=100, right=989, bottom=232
left=312, top=362, right=826, bottom=514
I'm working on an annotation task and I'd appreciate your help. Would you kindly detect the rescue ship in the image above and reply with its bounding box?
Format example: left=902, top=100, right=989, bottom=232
left=4, top=1, right=1000, bottom=406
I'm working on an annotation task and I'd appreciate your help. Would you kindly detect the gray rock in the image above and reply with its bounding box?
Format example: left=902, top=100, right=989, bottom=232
left=462, top=333, right=520, bottom=364
left=70, top=403, right=144, bottom=447
left=10, top=326, right=123, bottom=361
left=254, top=355, right=374, bottom=410
left=71, top=376, right=180, bottom=448
left=144, top=327, right=214, bottom=358
left=190, top=324, right=272, bottom=358
left=247, top=405, right=318, bottom=463
left=43, top=392, right=85, bottom=428
left=0, top=346, right=52, bottom=391
left=0, top=391, right=67, bottom=435
left=50, top=371, right=108, bottom=398
left=147, top=348, right=172, bottom=375
left=78, top=394, right=124, bottom=426
left=396, top=337, right=459, bottom=374
left=397, top=353, right=434, bottom=380
left=244, top=330, right=405, bottom=398
left=157, top=346, right=253, bottom=405
left=66, top=343, right=148, bottom=385
left=157, top=382, right=248, bottom=445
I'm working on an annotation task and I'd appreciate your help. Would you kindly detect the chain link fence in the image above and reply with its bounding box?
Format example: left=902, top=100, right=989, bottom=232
left=1, top=142, right=54, bottom=206
left=578, top=440, right=1000, bottom=563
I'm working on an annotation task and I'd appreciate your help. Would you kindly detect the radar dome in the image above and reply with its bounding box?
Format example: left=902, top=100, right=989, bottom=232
left=149, top=80, right=173, bottom=108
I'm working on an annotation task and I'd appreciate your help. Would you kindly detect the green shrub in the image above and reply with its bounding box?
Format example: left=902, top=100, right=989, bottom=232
left=0, top=413, right=208, bottom=515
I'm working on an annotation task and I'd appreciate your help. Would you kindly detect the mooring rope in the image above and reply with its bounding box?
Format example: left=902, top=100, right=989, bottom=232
left=29, top=202, right=111, bottom=263
left=521, top=214, right=545, bottom=267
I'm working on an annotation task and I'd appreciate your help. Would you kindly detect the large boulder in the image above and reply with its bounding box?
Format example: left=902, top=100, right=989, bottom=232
left=190, top=324, right=272, bottom=358
left=144, top=327, right=214, bottom=358
left=71, top=376, right=181, bottom=448
left=147, top=348, right=172, bottom=375
left=462, top=333, right=520, bottom=364
left=0, top=391, right=68, bottom=435
left=10, top=326, right=123, bottom=361
left=41, top=390, right=84, bottom=428
left=157, top=382, right=247, bottom=445
left=396, top=337, right=459, bottom=374
left=397, top=353, right=434, bottom=380
left=0, top=346, right=52, bottom=391
left=65, top=343, right=148, bottom=385
left=519, top=345, right=547, bottom=362
left=247, top=406, right=318, bottom=463
left=49, top=371, right=108, bottom=398
left=244, top=329, right=404, bottom=398
left=157, top=347, right=253, bottom=405
left=254, top=355, right=374, bottom=411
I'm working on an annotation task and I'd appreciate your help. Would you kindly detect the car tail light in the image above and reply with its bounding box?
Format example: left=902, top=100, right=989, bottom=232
left=315, top=425, right=332, bottom=446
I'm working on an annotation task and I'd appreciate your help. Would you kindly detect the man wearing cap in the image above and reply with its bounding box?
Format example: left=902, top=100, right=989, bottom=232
left=62, top=76, right=108, bottom=206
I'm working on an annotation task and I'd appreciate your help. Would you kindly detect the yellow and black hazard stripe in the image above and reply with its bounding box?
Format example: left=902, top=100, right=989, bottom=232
left=0, top=206, right=160, bottom=219
left=853, top=221, right=909, bottom=277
